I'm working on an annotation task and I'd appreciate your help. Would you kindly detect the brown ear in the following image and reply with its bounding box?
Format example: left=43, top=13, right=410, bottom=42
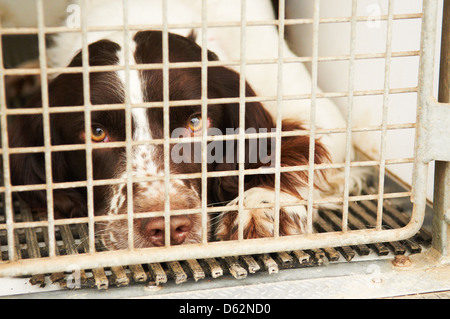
left=274, top=120, right=331, bottom=197
left=205, top=66, right=275, bottom=204
left=9, top=113, right=46, bottom=193
left=8, top=65, right=85, bottom=218
left=7, top=39, right=126, bottom=219
left=8, top=111, right=89, bottom=218
left=206, top=66, right=331, bottom=204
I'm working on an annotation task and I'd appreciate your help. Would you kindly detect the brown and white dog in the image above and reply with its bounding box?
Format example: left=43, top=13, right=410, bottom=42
left=9, top=0, right=362, bottom=250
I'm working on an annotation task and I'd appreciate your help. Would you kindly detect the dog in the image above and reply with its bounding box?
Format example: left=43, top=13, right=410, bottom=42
left=9, top=0, right=362, bottom=250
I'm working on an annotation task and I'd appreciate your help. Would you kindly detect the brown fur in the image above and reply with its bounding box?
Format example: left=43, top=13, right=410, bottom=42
left=9, top=31, right=331, bottom=249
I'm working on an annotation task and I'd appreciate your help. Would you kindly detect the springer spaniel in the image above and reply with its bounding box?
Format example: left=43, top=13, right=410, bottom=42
left=9, top=0, right=362, bottom=250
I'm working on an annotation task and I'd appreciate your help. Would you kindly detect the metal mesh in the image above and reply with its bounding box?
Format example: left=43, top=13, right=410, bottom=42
left=1, top=171, right=433, bottom=289
left=0, top=0, right=438, bottom=277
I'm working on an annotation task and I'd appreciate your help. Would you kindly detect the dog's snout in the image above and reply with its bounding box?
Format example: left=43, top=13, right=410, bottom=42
left=139, top=217, right=165, bottom=246
left=100, top=183, right=202, bottom=250
left=138, top=216, right=193, bottom=246
left=170, top=216, right=193, bottom=245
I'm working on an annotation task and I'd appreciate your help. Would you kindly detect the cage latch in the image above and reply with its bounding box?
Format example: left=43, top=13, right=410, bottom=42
left=420, top=98, right=450, bottom=163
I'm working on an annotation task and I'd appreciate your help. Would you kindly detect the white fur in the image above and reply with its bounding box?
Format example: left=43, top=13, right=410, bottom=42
left=221, top=187, right=309, bottom=236
left=108, top=34, right=171, bottom=215
left=115, top=36, right=160, bottom=177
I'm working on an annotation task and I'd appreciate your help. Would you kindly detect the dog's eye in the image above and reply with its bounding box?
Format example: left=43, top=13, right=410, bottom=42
left=91, top=127, right=109, bottom=142
left=188, top=114, right=202, bottom=133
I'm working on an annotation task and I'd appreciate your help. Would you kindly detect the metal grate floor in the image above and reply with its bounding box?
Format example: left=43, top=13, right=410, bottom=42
left=0, top=33, right=434, bottom=293
left=0, top=171, right=432, bottom=291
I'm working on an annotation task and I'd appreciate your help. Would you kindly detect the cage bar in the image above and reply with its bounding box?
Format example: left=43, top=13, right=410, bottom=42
left=79, top=0, right=96, bottom=253
left=200, top=0, right=209, bottom=244
left=237, top=0, right=247, bottom=242
left=273, top=0, right=285, bottom=238
left=1, top=49, right=422, bottom=79
left=342, top=0, right=358, bottom=233
left=0, top=15, right=15, bottom=263
left=121, top=0, right=135, bottom=252
left=432, top=0, right=450, bottom=261
left=376, top=0, right=395, bottom=231
left=0, top=13, right=425, bottom=37
left=36, top=0, right=57, bottom=259
left=162, top=0, right=171, bottom=248
left=306, top=0, right=320, bottom=234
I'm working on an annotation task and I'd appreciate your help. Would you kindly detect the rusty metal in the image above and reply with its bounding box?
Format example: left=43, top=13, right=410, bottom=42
left=392, top=255, right=412, bottom=268
left=185, top=259, right=205, bottom=282
left=259, top=254, right=279, bottom=274
left=167, top=261, right=188, bottom=285
left=0, top=0, right=440, bottom=279
left=148, top=263, right=167, bottom=286
left=240, top=255, right=260, bottom=274
left=432, top=0, right=450, bottom=263
left=203, top=258, right=223, bottom=279
left=0, top=174, right=432, bottom=290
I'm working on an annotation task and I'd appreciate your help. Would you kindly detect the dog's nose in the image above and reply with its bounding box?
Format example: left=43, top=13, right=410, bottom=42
left=170, top=216, right=192, bottom=245
left=139, top=216, right=192, bottom=246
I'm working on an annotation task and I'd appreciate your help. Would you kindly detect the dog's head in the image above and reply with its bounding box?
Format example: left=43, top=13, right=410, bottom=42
left=10, top=31, right=301, bottom=249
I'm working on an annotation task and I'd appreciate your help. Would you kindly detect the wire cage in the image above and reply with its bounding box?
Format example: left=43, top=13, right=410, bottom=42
left=0, top=0, right=448, bottom=292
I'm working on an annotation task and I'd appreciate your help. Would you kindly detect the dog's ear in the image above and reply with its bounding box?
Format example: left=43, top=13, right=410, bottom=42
left=8, top=67, right=87, bottom=219
left=7, top=39, right=123, bottom=218
left=8, top=110, right=88, bottom=218
left=8, top=40, right=125, bottom=218
left=206, top=66, right=275, bottom=204
left=9, top=112, right=47, bottom=211
left=206, top=66, right=331, bottom=205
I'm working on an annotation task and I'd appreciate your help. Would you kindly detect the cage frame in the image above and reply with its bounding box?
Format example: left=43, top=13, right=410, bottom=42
left=0, top=0, right=446, bottom=278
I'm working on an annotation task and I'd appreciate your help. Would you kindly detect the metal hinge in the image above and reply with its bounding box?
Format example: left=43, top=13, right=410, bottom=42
left=419, top=97, right=450, bottom=163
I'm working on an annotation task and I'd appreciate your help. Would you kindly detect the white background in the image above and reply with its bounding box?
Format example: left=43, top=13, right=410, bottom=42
left=285, top=0, right=444, bottom=200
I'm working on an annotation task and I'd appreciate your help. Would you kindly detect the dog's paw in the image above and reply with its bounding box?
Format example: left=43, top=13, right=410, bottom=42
left=215, top=188, right=309, bottom=240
